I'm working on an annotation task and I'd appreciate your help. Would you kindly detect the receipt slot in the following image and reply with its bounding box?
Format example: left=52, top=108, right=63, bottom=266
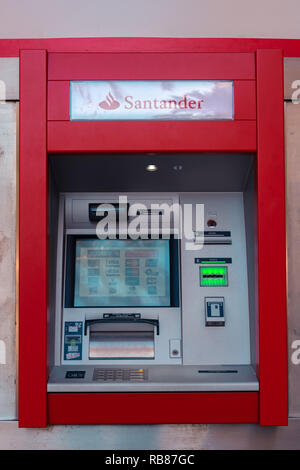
left=18, top=45, right=287, bottom=427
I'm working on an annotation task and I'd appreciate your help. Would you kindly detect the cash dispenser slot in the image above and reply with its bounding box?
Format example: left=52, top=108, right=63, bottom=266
left=89, top=329, right=155, bottom=360
left=84, top=314, right=160, bottom=336
left=85, top=314, right=158, bottom=360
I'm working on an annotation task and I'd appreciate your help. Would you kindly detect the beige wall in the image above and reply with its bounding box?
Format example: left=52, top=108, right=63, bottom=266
left=1, top=0, right=300, bottom=39
left=0, top=58, right=18, bottom=420
left=285, top=102, right=300, bottom=417
left=0, top=101, right=17, bottom=419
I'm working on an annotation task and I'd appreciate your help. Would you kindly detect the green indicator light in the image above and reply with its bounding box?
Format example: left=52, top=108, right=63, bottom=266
left=200, top=266, right=228, bottom=287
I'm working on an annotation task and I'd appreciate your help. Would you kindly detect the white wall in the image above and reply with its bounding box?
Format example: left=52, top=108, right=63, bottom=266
left=1, top=0, right=300, bottom=39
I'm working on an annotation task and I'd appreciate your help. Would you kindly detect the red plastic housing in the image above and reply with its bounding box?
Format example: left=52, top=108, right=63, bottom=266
left=16, top=40, right=288, bottom=427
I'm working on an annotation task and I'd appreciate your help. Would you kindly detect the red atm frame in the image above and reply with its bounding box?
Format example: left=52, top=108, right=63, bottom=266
left=12, top=39, right=289, bottom=427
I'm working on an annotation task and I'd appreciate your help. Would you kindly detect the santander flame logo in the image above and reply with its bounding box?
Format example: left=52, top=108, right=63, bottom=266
left=99, top=92, right=120, bottom=110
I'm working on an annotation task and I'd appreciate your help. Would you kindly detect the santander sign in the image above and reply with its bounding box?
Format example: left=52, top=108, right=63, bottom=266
left=124, top=94, right=204, bottom=111
left=99, top=92, right=204, bottom=111
left=71, top=80, right=234, bottom=121
left=99, top=92, right=120, bottom=110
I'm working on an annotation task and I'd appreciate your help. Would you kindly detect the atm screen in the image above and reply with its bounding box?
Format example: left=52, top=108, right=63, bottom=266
left=72, top=238, right=171, bottom=307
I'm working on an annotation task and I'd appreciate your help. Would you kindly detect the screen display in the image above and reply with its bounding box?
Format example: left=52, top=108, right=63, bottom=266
left=73, top=238, right=171, bottom=307
left=200, top=266, right=228, bottom=286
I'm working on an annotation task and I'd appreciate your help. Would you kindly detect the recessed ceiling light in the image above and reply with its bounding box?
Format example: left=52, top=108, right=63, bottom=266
left=173, top=165, right=183, bottom=171
left=146, top=164, right=158, bottom=172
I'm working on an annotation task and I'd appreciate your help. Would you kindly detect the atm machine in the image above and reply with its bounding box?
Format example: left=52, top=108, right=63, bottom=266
left=18, top=47, right=287, bottom=426
left=48, top=157, right=258, bottom=393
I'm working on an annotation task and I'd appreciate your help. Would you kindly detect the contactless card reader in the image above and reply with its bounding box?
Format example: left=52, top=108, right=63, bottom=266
left=205, top=297, right=225, bottom=326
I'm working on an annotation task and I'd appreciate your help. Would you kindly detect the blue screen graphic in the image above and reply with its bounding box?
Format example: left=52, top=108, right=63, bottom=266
left=74, top=238, right=171, bottom=307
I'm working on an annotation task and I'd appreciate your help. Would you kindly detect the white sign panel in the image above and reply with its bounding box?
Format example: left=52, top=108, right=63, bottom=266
left=70, top=80, right=234, bottom=121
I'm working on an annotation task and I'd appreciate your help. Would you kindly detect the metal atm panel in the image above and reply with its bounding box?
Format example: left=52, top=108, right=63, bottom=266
left=180, top=192, right=251, bottom=365
left=48, top=191, right=258, bottom=393
left=56, top=193, right=182, bottom=368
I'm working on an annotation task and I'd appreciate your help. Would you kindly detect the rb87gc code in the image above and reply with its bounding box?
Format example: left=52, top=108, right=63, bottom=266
left=148, top=455, right=195, bottom=465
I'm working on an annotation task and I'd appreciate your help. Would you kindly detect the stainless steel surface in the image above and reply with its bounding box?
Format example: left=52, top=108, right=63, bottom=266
left=0, top=420, right=300, bottom=450
left=58, top=193, right=182, bottom=366
left=181, top=193, right=251, bottom=365
left=52, top=189, right=255, bottom=381
left=47, top=364, right=258, bottom=392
